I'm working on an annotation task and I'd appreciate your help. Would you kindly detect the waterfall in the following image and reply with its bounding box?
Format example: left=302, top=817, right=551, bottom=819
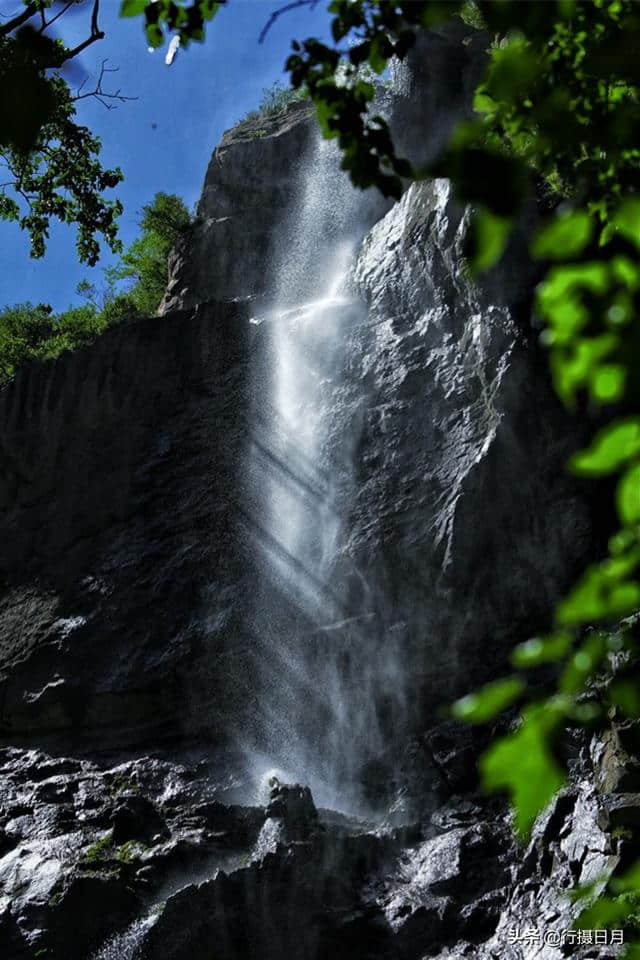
left=92, top=912, right=159, bottom=960
left=239, top=134, right=391, bottom=813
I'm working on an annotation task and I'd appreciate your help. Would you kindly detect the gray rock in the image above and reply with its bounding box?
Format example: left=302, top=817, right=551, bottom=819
left=160, top=101, right=317, bottom=313
left=266, top=779, right=319, bottom=841
left=0, top=747, right=269, bottom=956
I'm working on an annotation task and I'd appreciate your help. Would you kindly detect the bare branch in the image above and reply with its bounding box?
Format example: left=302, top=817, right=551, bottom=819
left=91, top=0, right=100, bottom=36
left=259, top=0, right=320, bottom=45
left=39, top=1, right=76, bottom=34
left=72, top=59, right=138, bottom=109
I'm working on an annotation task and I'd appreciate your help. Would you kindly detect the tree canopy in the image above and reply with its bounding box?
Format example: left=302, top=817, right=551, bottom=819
left=0, top=191, right=189, bottom=381
left=0, top=1, right=125, bottom=264
left=105, top=192, right=191, bottom=315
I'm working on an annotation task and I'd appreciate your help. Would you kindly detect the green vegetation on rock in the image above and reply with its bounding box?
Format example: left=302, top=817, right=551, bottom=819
left=239, top=80, right=308, bottom=127
left=0, top=192, right=190, bottom=384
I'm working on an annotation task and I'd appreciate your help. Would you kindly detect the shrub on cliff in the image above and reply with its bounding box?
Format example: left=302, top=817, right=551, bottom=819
left=239, top=80, right=308, bottom=126
left=0, top=302, right=100, bottom=381
left=0, top=192, right=190, bottom=383
left=105, top=192, right=191, bottom=315
left=0, top=297, right=146, bottom=384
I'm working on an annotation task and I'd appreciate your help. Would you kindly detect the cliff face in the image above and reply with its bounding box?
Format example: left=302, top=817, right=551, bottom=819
left=0, top=301, right=255, bottom=748
left=0, top=23, right=624, bottom=960
left=160, top=101, right=317, bottom=312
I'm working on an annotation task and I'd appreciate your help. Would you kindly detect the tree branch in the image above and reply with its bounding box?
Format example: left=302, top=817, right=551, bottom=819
left=72, top=60, right=137, bottom=110
left=59, top=0, right=104, bottom=64
left=0, top=2, right=38, bottom=38
left=91, top=0, right=100, bottom=36
left=38, top=1, right=76, bottom=35
left=259, top=0, right=319, bottom=44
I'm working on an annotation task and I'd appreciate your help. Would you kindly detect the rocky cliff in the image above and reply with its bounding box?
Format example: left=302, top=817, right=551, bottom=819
left=0, top=22, right=629, bottom=960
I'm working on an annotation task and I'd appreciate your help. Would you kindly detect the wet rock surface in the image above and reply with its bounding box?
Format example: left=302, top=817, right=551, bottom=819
left=0, top=744, right=627, bottom=960
left=0, top=747, right=265, bottom=958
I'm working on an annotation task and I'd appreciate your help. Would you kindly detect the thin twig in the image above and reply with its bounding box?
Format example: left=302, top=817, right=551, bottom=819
left=39, top=1, right=76, bottom=35
left=259, top=0, right=319, bottom=44
left=72, top=59, right=137, bottom=109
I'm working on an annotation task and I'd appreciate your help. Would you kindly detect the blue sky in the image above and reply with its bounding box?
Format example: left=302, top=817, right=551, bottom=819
left=0, top=0, right=332, bottom=311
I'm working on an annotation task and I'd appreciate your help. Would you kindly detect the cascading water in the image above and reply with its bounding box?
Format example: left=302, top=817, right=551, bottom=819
left=238, top=134, right=395, bottom=813
left=92, top=913, right=159, bottom=960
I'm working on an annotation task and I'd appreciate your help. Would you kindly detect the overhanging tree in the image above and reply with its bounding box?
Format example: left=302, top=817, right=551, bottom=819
left=0, top=0, right=128, bottom=264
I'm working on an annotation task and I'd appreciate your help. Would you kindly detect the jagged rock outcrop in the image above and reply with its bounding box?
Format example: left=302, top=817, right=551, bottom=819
left=160, top=101, right=316, bottom=313
left=344, top=177, right=593, bottom=715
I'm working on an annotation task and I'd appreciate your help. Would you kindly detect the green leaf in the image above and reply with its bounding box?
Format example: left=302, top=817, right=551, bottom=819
left=473, top=90, right=496, bottom=115
left=613, top=197, right=640, bottom=249
left=617, top=463, right=640, bottom=525
left=570, top=419, right=640, bottom=476
left=610, top=256, right=640, bottom=291
left=609, top=528, right=637, bottom=556
left=120, top=0, right=147, bottom=15
left=574, top=896, right=631, bottom=931
left=451, top=676, right=525, bottom=724
left=557, top=552, right=640, bottom=626
left=560, top=632, right=607, bottom=694
left=543, top=297, right=588, bottom=346
left=613, top=857, right=640, bottom=894
left=537, top=262, right=609, bottom=346
left=145, top=22, right=164, bottom=48
left=200, top=1, right=221, bottom=20
left=552, top=332, right=618, bottom=404
left=368, top=37, right=387, bottom=75
left=590, top=363, right=626, bottom=403
left=314, top=99, right=338, bottom=140
left=485, top=34, right=538, bottom=105
left=532, top=210, right=593, bottom=261
left=480, top=703, right=566, bottom=840
left=609, top=679, right=640, bottom=718
left=539, top=262, right=609, bottom=305
left=466, top=209, right=512, bottom=274
left=511, top=633, right=572, bottom=668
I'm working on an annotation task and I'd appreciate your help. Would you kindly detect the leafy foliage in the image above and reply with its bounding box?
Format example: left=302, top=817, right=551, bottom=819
left=437, top=0, right=640, bottom=946
left=120, top=0, right=222, bottom=50
left=105, top=192, right=191, bottom=314
left=451, top=676, right=524, bottom=725
left=239, top=80, right=308, bottom=127
left=481, top=702, right=567, bottom=840
left=0, top=192, right=188, bottom=382
left=0, top=1, right=124, bottom=263
left=0, top=299, right=135, bottom=383
left=284, top=0, right=449, bottom=198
